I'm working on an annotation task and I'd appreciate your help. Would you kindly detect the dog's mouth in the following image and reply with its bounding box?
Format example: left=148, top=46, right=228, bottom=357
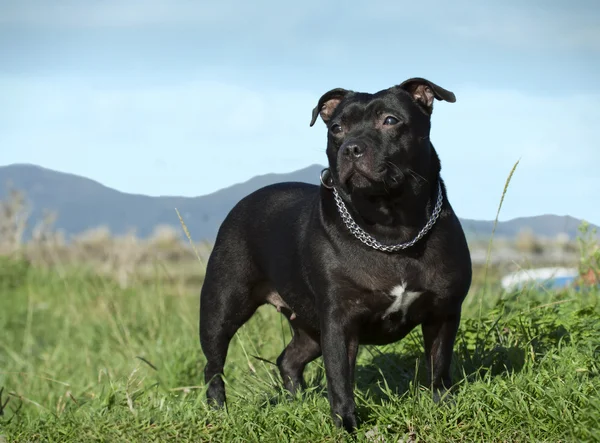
left=339, top=164, right=405, bottom=197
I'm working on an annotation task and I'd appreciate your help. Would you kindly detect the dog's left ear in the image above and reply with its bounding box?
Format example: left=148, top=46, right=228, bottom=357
left=310, top=88, right=351, bottom=127
left=398, top=78, right=456, bottom=114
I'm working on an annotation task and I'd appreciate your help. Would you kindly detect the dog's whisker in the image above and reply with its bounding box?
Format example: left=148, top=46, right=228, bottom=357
left=408, top=168, right=428, bottom=184
left=383, top=180, right=390, bottom=194
left=385, top=161, right=401, bottom=175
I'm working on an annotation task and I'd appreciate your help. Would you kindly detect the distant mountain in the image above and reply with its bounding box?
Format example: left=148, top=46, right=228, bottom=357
left=0, top=163, right=323, bottom=241
left=460, top=215, right=591, bottom=240
left=0, top=163, right=596, bottom=242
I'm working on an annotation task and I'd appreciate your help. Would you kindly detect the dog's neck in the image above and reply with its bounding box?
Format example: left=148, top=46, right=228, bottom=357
left=338, top=149, right=443, bottom=246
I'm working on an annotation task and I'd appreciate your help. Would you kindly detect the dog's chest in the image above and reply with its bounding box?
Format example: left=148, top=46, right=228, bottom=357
left=382, top=281, right=423, bottom=318
left=351, top=276, right=429, bottom=342
left=338, top=260, right=427, bottom=320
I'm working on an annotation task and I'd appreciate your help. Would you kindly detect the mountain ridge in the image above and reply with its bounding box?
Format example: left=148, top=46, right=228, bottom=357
left=0, top=163, right=595, bottom=241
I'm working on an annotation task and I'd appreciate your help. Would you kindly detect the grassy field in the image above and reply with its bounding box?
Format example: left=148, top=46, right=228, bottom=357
left=1, top=257, right=599, bottom=442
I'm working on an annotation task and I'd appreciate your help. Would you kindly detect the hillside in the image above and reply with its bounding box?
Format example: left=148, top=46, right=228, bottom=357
left=0, top=163, right=595, bottom=242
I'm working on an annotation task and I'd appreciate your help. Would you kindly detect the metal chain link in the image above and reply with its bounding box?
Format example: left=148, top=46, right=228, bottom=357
left=331, top=181, right=444, bottom=252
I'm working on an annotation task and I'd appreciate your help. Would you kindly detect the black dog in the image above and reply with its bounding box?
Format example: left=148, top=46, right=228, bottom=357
left=199, top=77, right=472, bottom=432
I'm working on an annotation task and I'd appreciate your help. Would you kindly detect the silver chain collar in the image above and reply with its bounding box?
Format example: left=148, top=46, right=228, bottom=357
left=323, top=170, right=444, bottom=252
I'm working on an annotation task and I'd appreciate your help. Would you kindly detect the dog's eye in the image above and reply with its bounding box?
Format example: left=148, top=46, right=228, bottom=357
left=330, top=124, right=343, bottom=134
left=383, top=116, right=400, bottom=126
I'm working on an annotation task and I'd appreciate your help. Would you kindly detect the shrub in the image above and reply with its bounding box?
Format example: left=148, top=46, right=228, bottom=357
left=577, top=221, right=600, bottom=285
left=0, top=254, right=31, bottom=289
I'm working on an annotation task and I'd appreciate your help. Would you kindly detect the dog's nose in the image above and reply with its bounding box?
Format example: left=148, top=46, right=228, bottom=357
left=342, top=143, right=365, bottom=160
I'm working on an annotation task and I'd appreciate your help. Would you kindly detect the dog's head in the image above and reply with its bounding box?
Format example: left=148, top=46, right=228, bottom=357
left=311, top=78, right=455, bottom=208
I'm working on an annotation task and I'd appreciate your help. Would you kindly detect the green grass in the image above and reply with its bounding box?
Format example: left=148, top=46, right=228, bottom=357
left=1, top=265, right=599, bottom=442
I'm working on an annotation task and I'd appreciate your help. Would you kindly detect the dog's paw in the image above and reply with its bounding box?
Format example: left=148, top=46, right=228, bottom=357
left=432, top=387, right=455, bottom=407
left=333, top=410, right=359, bottom=434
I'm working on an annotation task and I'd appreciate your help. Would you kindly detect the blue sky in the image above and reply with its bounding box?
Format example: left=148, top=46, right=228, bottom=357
left=1, top=0, right=599, bottom=224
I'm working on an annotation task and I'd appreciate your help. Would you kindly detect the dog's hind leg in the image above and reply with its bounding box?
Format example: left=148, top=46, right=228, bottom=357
left=277, top=326, right=321, bottom=394
left=199, top=273, right=261, bottom=408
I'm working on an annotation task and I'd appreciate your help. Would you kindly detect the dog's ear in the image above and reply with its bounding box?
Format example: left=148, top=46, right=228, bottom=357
left=310, top=88, right=350, bottom=127
left=398, top=78, right=456, bottom=114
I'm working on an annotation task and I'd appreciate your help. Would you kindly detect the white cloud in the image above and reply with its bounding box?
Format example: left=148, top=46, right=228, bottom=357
left=5, top=0, right=598, bottom=50
left=1, top=0, right=220, bottom=27
left=447, top=13, right=600, bottom=51
left=2, top=0, right=598, bottom=66
left=358, top=0, right=600, bottom=52
left=0, top=0, right=321, bottom=28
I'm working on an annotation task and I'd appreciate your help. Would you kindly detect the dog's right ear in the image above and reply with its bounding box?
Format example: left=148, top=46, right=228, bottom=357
left=310, top=88, right=350, bottom=127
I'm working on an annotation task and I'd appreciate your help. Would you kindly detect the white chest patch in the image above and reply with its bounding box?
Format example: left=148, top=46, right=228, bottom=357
left=384, top=282, right=423, bottom=318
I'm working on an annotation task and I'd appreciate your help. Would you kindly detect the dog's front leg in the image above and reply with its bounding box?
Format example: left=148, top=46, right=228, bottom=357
left=320, top=301, right=359, bottom=433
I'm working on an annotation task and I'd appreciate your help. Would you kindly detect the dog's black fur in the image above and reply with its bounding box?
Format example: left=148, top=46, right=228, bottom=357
left=199, top=78, right=472, bottom=432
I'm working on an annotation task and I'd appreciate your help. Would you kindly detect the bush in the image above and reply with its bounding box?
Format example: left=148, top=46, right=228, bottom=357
left=515, top=228, right=544, bottom=255
left=577, top=221, right=600, bottom=285
left=0, top=255, right=31, bottom=289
